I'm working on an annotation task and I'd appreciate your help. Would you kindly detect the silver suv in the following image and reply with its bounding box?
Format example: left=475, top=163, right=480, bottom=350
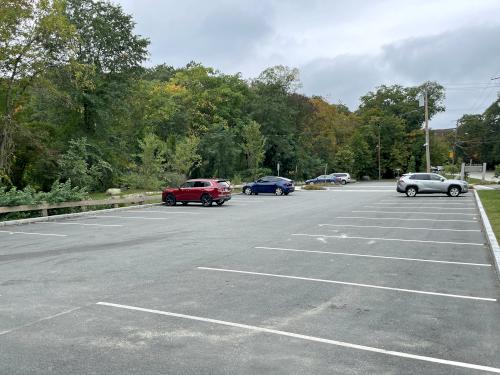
left=397, top=173, right=468, bottom=197
left=331, top=173, right=351, bottom=185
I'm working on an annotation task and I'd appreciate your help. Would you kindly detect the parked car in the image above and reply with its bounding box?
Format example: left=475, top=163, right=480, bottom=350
left=162, top=179, right=231, bottom=206
left=331, top=173, right=351, bottom=185
left=396, top=173, right=468, bottom=197
left=305, top=175, right=339, bottom=185
left=242, top=176, right=295, bottom=195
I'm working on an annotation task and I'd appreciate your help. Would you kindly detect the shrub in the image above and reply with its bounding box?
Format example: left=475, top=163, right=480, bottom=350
left=495, top=164, right=500, bottom=178
left=0, top=180, right=88, bottom=207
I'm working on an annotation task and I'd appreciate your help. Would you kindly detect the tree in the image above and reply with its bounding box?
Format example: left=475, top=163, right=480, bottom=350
left=350, top=131, right=374, bottom=178
left=169, top=135, right=202, bottom=177
left=250, top=66, right=304, bottom=174
left=242, top=121, right=266, bottom=179
left=125, top=133, right=167, bottom=190
left=358, top=82, right=445, bottom=132
left=64, top=0, right=149, bottom=133
left=58, top=137, right=112, bottom=191
left=0, top=0, right=75, bottom=172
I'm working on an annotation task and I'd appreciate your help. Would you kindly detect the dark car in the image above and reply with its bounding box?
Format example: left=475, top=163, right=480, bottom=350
left=305, top=174, right=339, bottom=185
left=242, top=176, right=295, bottom=196
left=162, top=179, right=231, bottom=207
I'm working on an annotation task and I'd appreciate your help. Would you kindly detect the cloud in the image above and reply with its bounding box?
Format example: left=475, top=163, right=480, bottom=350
left=300, top=25, right=500, bottom=128
left=118, top=0, right=274, bottom=71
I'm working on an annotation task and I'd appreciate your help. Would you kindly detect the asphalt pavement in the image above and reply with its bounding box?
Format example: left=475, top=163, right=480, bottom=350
left=1, top=182, right=499, bottom=374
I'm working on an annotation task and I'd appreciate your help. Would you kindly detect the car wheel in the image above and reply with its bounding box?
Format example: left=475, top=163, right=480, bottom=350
left=165, top=194, right=176, bottom=206
left=244, top=187, right=253, bottom=195
left=201, top=194, right=213, bottom=207
left=310, top=181, right=315, bottom=185
left=341, top=180, right=347, bottom=185
left=275, top=187, right=283, bottom=196
left=448, top=186, right=461, bottom=197
left=405, top=186, right=417, bottom=197
left=216, top=200, right=225, bottom=206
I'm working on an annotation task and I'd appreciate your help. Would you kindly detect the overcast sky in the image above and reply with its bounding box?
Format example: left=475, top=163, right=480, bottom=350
left=117, top=0, right=500, bottom=129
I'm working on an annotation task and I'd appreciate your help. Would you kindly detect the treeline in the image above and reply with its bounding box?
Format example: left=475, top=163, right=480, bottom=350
left=455, top=102, right=500, bottom=167
left=3, top=0, right=494, bottom=194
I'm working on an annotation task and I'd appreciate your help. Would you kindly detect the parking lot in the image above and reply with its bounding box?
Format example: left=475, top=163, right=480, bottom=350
left=1, top=182, right=500, bottom=374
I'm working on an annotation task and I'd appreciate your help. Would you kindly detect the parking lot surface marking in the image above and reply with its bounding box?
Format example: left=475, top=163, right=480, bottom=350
left=254, top=247, right=491, bottom=267
left=0, top=230, right=67, bottom=237
left=365, top=206, right=476, bottom=210
left=292, top=233, right=484, bottom=246
left=0, top=306, right=83, bottom=336
left=122, top=211, right=202, bottom=215
left=337, top=216, right=478, bottom=223
left=353, top=210, right=477, bottom=216
left=318, top=223, right=481, bottom=232
left=197, top=267, right=497, bottom=301
left=38, top=222, right=123, bottom=227
left=96, top=301, right=500, bottom=374
left=89, top=215, right=171, bottom=220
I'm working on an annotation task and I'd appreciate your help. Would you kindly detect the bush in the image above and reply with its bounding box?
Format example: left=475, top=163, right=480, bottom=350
left=495, top=165, right=500, bottom=178
left=303, top=184, right=326, bottom=190
left=0, top=180, right=88, bottom=207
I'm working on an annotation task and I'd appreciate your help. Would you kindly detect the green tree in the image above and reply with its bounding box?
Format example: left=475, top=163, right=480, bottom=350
left=0, top=0, right=75, bottom=172
left=242, top=120, right=266, bottom=179
left=125, top=133, right=167, bottom=190
left=169, top=135, right=202, bottom=177
left=58, top=137, right=112, bottom=191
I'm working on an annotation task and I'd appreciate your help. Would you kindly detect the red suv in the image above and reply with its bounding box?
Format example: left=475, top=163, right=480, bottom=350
left=162, top=179, right=232, bottom=207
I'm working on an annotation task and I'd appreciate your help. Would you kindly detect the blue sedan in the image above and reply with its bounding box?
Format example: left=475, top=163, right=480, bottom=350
left=305, top=174, right=339, bottom=185
left=242, top=176, right=295, bottom=196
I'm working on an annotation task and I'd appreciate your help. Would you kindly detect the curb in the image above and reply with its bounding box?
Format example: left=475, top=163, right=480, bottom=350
left=474, top=190, right=500, bottom=282
left=0, top=202, right=162, bottom=227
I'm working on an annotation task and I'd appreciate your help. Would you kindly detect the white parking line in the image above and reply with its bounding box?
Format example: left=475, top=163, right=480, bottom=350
left=254, top=247, right=491, bottom=267
left=197, top=267, right=496, bottom=301
left=292, top=233, right=484, bottom=246
left=373, top=203, right=475, bottom=206
left=0, top=230, right=67, bottom=237
left=38, top=222, right=123, bottom=227
left=96, top=302, right=500, bottom=373
left=365, top=206, right=476, bottom=210
left=317, top=190, right=393, bottom=192
left=90, top=215, right=170, bottom=220
left=353, top=210, right=477, bottom=216
left=337, top=216, right=478, bottom=223
left=318, top=224, right=481, bottom=232
left=123, top=211, right=201, bottom=215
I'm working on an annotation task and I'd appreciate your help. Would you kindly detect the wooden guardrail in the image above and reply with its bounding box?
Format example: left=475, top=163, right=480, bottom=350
left=0, top=195, right=161, bottom=217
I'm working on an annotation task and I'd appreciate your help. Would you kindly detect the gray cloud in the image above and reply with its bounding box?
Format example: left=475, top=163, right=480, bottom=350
left=300, top=25, right=500, bottom=128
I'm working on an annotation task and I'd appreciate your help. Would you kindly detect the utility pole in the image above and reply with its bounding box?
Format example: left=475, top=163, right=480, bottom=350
left=377, top=124, right=381, bottom=180
left=424, top=88, right=431, bottom=173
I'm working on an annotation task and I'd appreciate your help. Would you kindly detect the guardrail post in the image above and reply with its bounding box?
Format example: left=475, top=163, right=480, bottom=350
left=41, top=206, right=48, bottom=217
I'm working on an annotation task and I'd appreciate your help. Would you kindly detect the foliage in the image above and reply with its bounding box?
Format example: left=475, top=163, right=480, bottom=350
left=124, top=133, right=167, bottom=190
left=58, top=137, right=112, bottom=191
left=0, top=0, right=76, bottom=172
left=169, top=135, right=202, bottom=176
left=0, top=179, right=88, bottom=206
left=242, top=120, right=266, bottom=180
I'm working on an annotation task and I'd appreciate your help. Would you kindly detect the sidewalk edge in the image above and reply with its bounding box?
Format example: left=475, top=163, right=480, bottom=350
left=474, top=190, right=500, bottom=282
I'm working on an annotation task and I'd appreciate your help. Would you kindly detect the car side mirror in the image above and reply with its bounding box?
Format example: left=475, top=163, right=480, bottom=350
left=440, top=178, right=445, bottom=182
